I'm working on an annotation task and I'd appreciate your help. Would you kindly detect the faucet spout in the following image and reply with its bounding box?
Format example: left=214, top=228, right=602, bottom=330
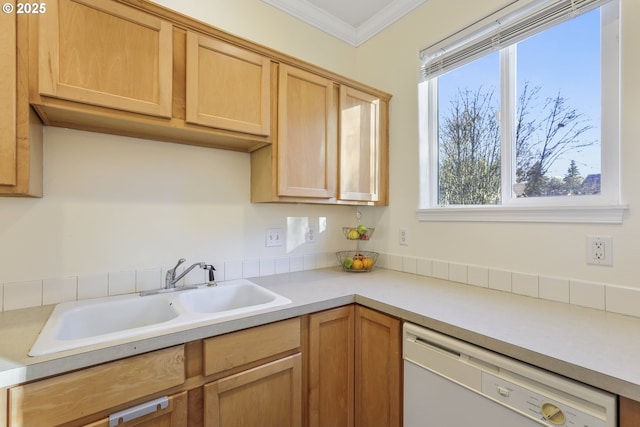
left=165, top=259, right=205, bottom=288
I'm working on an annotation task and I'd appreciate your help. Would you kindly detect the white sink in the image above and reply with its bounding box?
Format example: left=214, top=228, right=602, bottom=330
left=177, top=281, right=290, bottom=314
left=29, top=279, right=291, bottom=356
left=54, top=295, right=180, bottom=340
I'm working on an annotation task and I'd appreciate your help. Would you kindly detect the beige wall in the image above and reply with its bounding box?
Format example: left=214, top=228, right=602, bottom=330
left=1, top=0, right=638, bottom=296
left=0, top=0, right=359, bottom=285
left=356, top=0, right=640, bottom=289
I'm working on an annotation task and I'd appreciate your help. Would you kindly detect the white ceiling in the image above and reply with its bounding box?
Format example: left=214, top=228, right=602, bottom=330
left=262, top=0, right=428, bottom=46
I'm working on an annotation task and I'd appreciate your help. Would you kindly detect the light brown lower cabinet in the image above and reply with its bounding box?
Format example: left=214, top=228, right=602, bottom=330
left=355, top=306, right=402, bottom=427
left=621, top=396, right=640, bottom=427
left=4, top=309, right=403, bottom=427
left=82, top=391, right=188, bottom=427
left=7, top=346, right=185, bottom=427
left=204, top=354, right=302, bottom=427
left=308, top=306, right=355, bottom=427
left=307, top=305, right=402, bottom=427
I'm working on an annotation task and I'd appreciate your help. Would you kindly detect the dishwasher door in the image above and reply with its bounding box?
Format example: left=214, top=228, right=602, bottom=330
left=405, top=360, right=546, bottom=427
left=403, top=322, right=616, bottom=427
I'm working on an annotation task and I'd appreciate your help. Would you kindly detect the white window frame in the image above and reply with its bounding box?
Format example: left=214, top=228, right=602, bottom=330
left=417, top=0, right=627, bottom=223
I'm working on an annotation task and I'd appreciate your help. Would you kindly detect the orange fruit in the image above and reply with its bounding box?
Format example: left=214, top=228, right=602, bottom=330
left=362, top=257, right=374, bottom=270
left=352, top=259, right=364, bottom=270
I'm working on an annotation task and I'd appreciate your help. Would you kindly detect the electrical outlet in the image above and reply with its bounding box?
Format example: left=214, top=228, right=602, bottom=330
left=266, top=228, right=283, bottom=247
left=305, top=225, right=317, bottom=243
left=400, top=228, right=409, bottom=246
left=587, top=235, right=612, bottom=266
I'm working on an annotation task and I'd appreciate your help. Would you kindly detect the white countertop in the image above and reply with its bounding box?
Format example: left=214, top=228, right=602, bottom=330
left=1, top=268, right=639, bottom=401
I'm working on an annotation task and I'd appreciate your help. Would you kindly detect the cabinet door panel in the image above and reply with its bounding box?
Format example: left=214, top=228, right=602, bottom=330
left=355, top=306, right=401, bottom=427
left=278, top=65, right=336, bottom=199
left=0, top=2, right=17, bottom=186
left=186, top=32, right=271, bottom=136
left=339, top=86, right=382, bottom=202
left=308, top=306, right=355, bottom=427
left=620, top=396, right=640, bottom=427
left=204, top=354, right=302, bottom=427
left=38, top=0, right=172, bottom=117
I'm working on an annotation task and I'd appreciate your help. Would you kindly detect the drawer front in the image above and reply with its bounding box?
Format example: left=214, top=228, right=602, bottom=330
left=9, top=345, right=185, bottom=427
left=204, top=318, right=300, bottom=376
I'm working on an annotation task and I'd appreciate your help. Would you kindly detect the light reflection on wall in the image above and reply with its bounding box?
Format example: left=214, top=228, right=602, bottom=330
left=286, top=216, right=328, bottom=252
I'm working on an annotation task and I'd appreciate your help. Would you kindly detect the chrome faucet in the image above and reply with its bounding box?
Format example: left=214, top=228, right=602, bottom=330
left=165, top=258, right=206, bottom=289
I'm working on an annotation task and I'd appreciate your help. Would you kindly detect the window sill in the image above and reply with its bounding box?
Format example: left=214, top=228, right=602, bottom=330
left=417, top=204, right=629, bottom=224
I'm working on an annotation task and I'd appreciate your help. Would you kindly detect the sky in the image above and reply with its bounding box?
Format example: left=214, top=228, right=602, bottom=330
left=437, top=7, right=601, bottom=178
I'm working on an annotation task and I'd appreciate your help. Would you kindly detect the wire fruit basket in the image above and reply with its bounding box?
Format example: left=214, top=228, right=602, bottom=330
left=336, top=250, right=378, bottom=272
left=342, top=226, right=375, bottom=240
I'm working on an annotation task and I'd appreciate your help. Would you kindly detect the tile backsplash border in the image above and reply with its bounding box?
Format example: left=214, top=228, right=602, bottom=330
left=382, top=253, right=640, bottom=318
left=0, top=253, right=340, bottom=312
left=1, top=252, right=639, bottom=319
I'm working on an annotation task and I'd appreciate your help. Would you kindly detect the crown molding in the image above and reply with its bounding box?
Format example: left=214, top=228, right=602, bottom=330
left=262, top=0, right=428, bottom=46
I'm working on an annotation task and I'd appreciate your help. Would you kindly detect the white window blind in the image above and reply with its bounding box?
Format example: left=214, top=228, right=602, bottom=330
left=420, top=0, right=611, bottom=81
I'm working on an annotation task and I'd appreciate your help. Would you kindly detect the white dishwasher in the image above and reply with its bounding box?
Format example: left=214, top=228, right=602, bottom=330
left=403, top=323, right=616, bottom=427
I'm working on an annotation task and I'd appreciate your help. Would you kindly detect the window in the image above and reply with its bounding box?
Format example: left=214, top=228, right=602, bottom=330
left=418, top=0, right=625, bottom=223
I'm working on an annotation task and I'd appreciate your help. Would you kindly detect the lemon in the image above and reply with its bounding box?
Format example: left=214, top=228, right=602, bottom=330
left=347, top=229, right=360, bottom=240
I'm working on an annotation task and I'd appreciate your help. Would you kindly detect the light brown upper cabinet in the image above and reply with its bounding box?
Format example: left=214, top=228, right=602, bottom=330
left=339, top=86, right=388, bottom=205
left=8, top=0, right=390, bottom=198
left=0, top=3, right=42, bottom=197
left=251, top=64, right=338, bottom=202
left=277, top=64, right=338, bottom=200
left=186, top=32, right=271, bottom=136
left=27, top=0, right=271, bottom=154
left=37, top=0, right=172, bottom=117
left=250, top=73, right=390, bottom=205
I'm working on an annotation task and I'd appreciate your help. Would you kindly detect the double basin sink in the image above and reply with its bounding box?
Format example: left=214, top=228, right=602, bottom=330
left=29, top=279, right=291, bottom=356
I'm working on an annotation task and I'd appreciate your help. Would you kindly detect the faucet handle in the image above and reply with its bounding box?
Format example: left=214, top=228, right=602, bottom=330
left=171, top=258, right=186, bottom=272
left=166, top=258, right=187, bottom=283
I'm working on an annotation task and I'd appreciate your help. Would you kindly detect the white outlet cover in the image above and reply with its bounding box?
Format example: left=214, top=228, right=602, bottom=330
left=400, top=228, right=409, bottom=246
left=306, top=225, right=317, bottom=243
left=587, top=235, right=612, bottom=266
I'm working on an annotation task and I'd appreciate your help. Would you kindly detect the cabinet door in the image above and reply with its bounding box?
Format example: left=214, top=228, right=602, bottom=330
left=0, top=3, right=17, bottom=187
left=83, top=391, right=188, bottom=427
left=38, top=0, right=172, bottom=117
left=277, top=64, right=337, bottom=199
left=355, top=306, right=401, bottom=427
left=204, top=354, right=302, bottom=427
left=308, top=306, right=355, bottom=427
left=0, top=4, right=42, bottom=197
left=620, top=396, right=640, bottom=427
left=339, top=86, right=386, bottom=203
left=186, top=32, right=271, bottom=136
